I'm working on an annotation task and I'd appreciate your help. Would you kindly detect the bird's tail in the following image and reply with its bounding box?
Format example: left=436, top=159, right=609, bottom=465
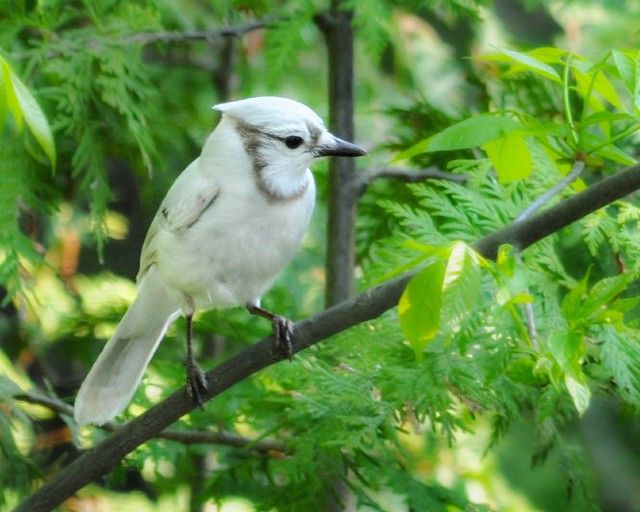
left=74, top=267, right=181, bottom=426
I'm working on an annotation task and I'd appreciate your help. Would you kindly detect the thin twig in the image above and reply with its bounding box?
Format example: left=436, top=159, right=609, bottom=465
left=514, top=160, right=586, bottom=348
left=12, top=20, right=271, bottom=60
left=517, top=161, right=585, bottom=222
left=15, top=391, right=286, bottom=454
left=123, top=21, right=270, bottom=45
left=356, top=166, right=468, bottom=196
left=17, top=163, right=640, bottom=512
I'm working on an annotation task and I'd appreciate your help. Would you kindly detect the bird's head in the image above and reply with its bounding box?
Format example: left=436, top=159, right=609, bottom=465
left=211, top=96, right=366, bottom=200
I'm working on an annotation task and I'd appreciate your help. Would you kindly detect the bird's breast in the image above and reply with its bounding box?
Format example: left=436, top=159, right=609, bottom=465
left=156, top=176, right=316, bottom=309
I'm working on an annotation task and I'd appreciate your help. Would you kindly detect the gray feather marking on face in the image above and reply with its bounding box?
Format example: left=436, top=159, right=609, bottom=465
left=305, top=121, right=321, bottom=146
left=235, top=120, right=309, bottom=202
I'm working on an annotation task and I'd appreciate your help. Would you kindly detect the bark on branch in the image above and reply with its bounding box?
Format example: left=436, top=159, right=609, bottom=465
left=17, top=163, right=640, bottom=512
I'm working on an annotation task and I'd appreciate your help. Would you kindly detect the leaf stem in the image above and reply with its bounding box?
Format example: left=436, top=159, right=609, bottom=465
left=587, top=123, right=640, bottom=154
left=563, top=54, right=580, bottom=146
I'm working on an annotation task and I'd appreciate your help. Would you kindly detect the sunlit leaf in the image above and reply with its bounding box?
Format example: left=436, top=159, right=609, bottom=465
left=441, top=242, right=482, bottom=330
left=398, top=258, right=446, bottom=358
left=580, top=111, right=635, bottom=127
left=547, top=330, right=584, bottom=378
left=432, top=115, right=524, bottom=153
left=1, top=57, right=22, bottom=130
left=483, top=133, right=532, bottom=183
left=527, top=47, right=568, bottom=64
left=565, top=374, right=591, bottom=416
left=612, top=49, right=640, bottom=110
left=0, top=53, right=56, bottom=168
left=573, top=60, right=623, bottom=109
left=9, top=72, right=56, bottom=168
left=501, top=48, right=562, bottom=83
left=594, top=144, right=637, bottom=166
left=398, top=242, right=482, bottom=358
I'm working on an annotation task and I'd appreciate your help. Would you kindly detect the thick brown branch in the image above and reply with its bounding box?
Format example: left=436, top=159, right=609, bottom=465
left=356, top=166, right=468, bottom=196
left=317, top=5, right=358, bottom=306
left=15, top=391, right=285, bottom=454
left=18, top=163, right=640, bottom=512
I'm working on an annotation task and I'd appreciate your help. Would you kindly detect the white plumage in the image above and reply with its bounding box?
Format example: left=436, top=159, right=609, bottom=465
left=74, top=96, right=365, bottom=425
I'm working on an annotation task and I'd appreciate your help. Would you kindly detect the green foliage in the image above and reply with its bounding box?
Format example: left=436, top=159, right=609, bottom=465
left=1, top=1, right=640, bottom=511
left=398, top=241, right=483, bottom=357
left=400, top=47, right=640, bottom=182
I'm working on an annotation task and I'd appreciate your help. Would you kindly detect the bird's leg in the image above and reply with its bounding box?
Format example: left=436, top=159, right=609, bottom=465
left=185, top=313, right=208, bottom=407
left=246, top=304, right=294, bottom=360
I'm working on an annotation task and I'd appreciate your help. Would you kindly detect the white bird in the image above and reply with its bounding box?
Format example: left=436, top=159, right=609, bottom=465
left=74, top=96, right=366, bottom=426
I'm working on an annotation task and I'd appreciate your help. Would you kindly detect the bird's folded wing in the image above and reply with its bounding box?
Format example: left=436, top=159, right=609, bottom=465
left=137, top=163, right=219, bottom=282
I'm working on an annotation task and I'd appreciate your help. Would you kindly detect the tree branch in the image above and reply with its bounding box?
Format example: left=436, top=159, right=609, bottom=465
left=123, top=20, right=270, bottom=45
left=17, top=163, right=640, bottom=512
left=516, top=160, right=585, bottom=222
left=317, top=5, right=358, bottom=306
left=355, top=166, right=468, bottom=196
left=514, top=160, right=586, bottom=349
left=15, top=391, right=285, bottom=454
left=12, top=20, right=270, bottom=60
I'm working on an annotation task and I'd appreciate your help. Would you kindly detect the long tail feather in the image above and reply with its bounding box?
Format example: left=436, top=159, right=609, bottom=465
left=74, top=267, right=180, bottom=426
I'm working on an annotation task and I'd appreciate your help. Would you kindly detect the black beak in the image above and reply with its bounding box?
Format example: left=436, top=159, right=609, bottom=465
left=316, top=136, right=367, bottom=157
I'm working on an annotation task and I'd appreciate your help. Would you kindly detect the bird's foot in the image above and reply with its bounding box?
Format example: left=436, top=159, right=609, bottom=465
left=186, top=361, right=208, bottom=408
left=272, top=315, right=295, bottom=360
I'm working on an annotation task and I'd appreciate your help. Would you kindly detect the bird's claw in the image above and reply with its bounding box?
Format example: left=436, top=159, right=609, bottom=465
left=272, top=315, right=294, bottom=360
left=186, top=362, right=208, bottom=408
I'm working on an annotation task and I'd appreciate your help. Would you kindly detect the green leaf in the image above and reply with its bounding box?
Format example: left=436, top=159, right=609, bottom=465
left=594, top=144, right=637, bottom=166
left=398, top=258, right=446, bottom=358
left=527, top=47, right=568, bottom=64
left=496, top=244, right=518, bottom=277
left=1, top=58, right=22, bottom=130
left=494, top=244, right=530, bottom=306
left=573, top=60, right=623, bottom=109
left=427, top=115, right=523, bottom=153
left=547, top=330, right=584, bottom=378
left=565, top=374, right=591, bottom=416
left=441, top=242, right=482, bottom=331
left=0, top=53, right=56, bottom=168
left=398, top=242, right=482, bottom=357
left=501, top=48, right=562, bottom=83
left=483, top=133, right=532, bottom=183
left=0, top=62, right=6, bottom=131
left=577, top=273, right=634, bottom=320
left=573, top=67, right=605, bottom=114
left=561, top=270, right=590, bottom=322
left=393, top=137, right=431, bottom=162
left=9, top=72, right=56, bottom=168
left=611, top=49, right=640, bottom=110
left=580, top=111, right=635, bottom=127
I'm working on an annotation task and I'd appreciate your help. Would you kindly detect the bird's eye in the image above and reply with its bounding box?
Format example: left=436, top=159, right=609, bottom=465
left=284, top=135, right=304, bottom=149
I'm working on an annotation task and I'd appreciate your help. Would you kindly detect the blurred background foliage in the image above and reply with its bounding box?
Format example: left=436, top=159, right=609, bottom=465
left=1, top=0, right=640, bottom=511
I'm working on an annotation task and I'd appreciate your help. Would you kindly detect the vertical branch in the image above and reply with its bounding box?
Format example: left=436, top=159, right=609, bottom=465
left=317, top=2, right=358, bottom=307
left=212, top=37, right=238, bottom=100
left=316, top=3, right=358, bottom=509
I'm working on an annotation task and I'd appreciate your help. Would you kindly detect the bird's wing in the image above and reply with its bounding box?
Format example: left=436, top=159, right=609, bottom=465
left=137, top=159, right=220, bottom=282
